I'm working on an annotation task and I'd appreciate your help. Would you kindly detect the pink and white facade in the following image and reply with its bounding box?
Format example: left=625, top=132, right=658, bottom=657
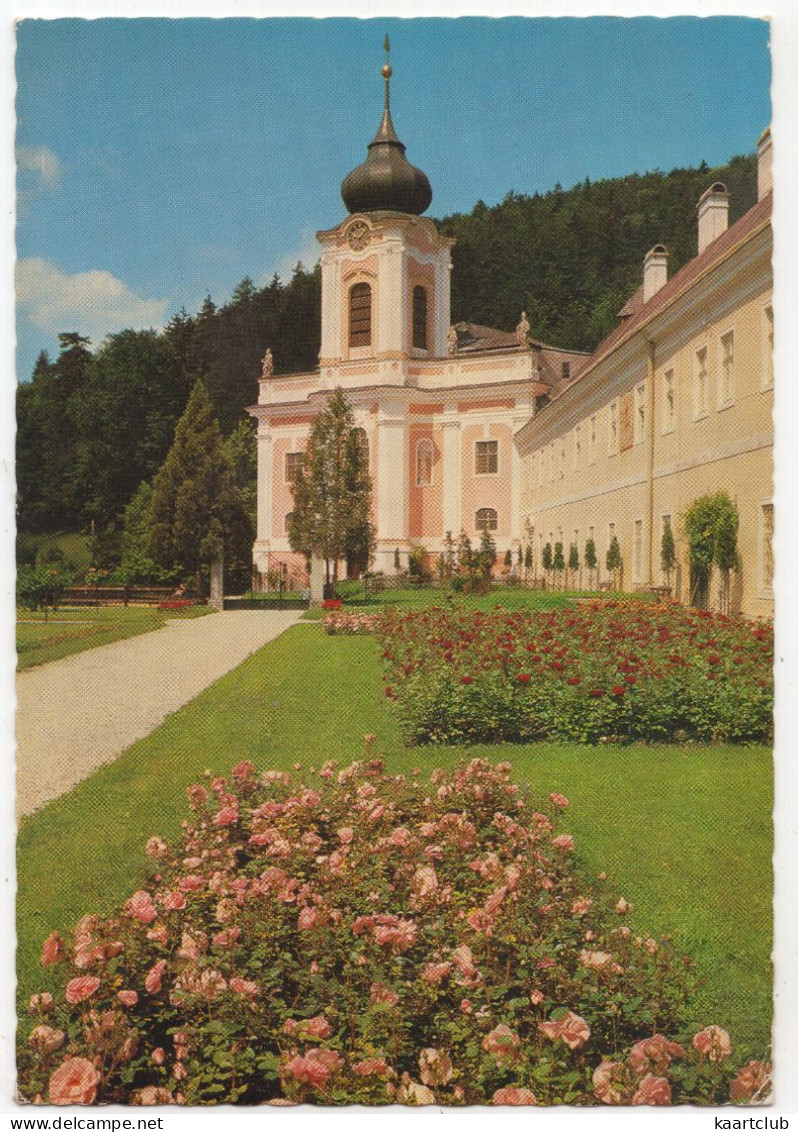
left=248, top=62, right=587, bottom=582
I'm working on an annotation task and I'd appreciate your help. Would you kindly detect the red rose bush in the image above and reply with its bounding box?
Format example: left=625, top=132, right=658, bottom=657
left=19, top=758, right=768, bottom=1106
left=377, top=602, right=772, bottom=745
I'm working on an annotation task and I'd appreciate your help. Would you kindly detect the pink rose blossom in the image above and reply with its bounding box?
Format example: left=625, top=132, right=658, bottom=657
left=160, top=890, right=186, bottom=912
left=593, top=1060, right=624, bottom=1105
left=125, top=890, right=157, bottom=923
left=41, top=932, right=64, bottom=967
left=418, top=1048, right=453, bottom=1087
left=551, top=834, right=574, bottom=851
left=178, top=875, right=205, bottom=892
left=117, top=990, right=138, bottom=1008
left=284, top=1049, right=343, bottom=1089
left=337, top=827, right=355, bottom=844
left=539, top=1010, right=591, bottom=1050
left=29, top=1026, right=65, bottom=1053
left=28, top=993, right=54, bottom=1014
left=146, top=924, right=168, bottom=946
left=632, top=1074, right=672, bottom=1106
left=302, top=1015, right=332, bottom=1039
left=692, top=1025, right=731, bottom=1063
left=145, top=959, right=167, bottom=994
left=134, top=1086, right=175, bottom=1105
left=550, top=793, right=569, bottom=808
left=353, top=1058, right=392, bottom=1077
left=145, top=836, right=168, bottom=859
left=482, top=1023, right=521, bottom=1066
left=151, top=1048, right=166, bottom=1066
left=629, top=1035, right=684, bottom=1075
left=729, top=1060, right=772, bottom=1102
left=421, top=961, right=452, bottom=985
left=615, top=897, right=632, bottom=914
left=492, top=1087, right=538, bottom=1106
left=298, top=906, right=321, bottom=931
left=214, top=806, right=239, bottom=827
left=65, top=976, right=101, bottom=1005
left=48, top=1058, right=100, bottom=1105
left=529, top=989, right=544, bottom=1006
left=369, top=982, right=399, bottom=1007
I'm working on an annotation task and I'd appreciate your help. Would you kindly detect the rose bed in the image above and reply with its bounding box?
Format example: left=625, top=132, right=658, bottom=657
left=20, top=757, right=769, bottom=1106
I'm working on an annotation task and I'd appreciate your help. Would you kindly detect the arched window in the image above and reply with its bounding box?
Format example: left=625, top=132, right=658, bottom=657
left=415, top=438, right=433, bottom=486
left=475, top=508, right=498, bottom=532
left=412, top=286, right=428, bottom=350
left=349, top=283, right=372, bottom=347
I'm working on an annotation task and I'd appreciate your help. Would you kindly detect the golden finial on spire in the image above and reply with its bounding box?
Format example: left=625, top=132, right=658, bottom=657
left=382, top=33, right=392, bottom=81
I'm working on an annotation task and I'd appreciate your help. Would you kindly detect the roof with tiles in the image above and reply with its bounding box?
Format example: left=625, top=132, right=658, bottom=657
left=547, top=191, right=772, bottom=405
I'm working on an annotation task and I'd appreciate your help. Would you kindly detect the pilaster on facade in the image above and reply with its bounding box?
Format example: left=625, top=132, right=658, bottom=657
left=255, top=431, right=273, bottom=564
left=440, top=414, right=462, bottom=538
left=376, top=410, right=409, bottom=546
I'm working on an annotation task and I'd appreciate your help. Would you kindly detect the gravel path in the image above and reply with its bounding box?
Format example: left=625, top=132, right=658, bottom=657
left=16, top=610, right=302, bottom=819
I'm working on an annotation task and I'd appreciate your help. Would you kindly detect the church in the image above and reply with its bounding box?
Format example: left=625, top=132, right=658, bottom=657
left=249, top=55, right=773, bottom=618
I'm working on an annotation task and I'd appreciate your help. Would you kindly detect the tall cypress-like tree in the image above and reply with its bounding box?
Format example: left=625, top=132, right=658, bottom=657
left=286, top=388, right=374, bottom=589
left=148, top=381, right=251, bottom=594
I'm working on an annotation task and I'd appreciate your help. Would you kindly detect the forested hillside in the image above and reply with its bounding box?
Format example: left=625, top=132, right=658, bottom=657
left=17, top=152, right=756, bottom=537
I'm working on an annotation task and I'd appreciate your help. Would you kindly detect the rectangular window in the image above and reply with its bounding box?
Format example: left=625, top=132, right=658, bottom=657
left=562, top=361, right=571, bottom=381
left=635, top=383, right=646, bottom=444
left=589, top=415, right=597, bottom=463
left=633, top=519, right=643, bottom=582
left=285, top=452, right=304, bottom=483
left=761, top=502, right=774, bottom=591
left=475, top=439, right=498, bottom=475
left=348, top=282, right=372, bottom=348
left=662, top=369, right=675, bottom=433
left=608, top=401, right=619, bottom=455
left=763, top=304, right=774, bottom=390
left=719, top=330, right=735, bottom=407
left=412, top=286, right=428, bottom=350
left=573, top=425, right=581, bottom=470
left=694, top=346, right=708, bottom=417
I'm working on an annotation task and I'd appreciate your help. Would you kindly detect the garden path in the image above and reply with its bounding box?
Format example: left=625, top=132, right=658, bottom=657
left=16, top=610, right=302, bottom=818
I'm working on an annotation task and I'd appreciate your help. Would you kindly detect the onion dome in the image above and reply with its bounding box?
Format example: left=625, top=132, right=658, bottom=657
left=341, top=40, right=432, bottom=216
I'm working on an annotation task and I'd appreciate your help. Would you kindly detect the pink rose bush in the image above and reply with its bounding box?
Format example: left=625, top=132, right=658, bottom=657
left=323, top=611, right=380, bottom=636
left=375, top=603, right=772, bottom=744
left=19, top=758, right=768, bottom=1106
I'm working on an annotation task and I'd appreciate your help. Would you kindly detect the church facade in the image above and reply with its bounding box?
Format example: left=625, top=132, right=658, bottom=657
left=249, top=61, right=773, bottom=618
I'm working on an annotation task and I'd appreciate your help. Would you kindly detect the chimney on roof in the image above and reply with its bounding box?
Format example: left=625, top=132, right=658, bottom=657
left=697, top=183, right=729, bottom=255
left=643, top=244, right=668, bottom=303
left=757, top=127, right=772, bottom=200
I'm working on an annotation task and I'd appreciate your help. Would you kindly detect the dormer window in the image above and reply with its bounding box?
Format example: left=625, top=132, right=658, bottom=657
left=412, top=286, right=428, bottom=350
left=562, top=361, right=570, bottom=381
left=349, top=282, right=372, bottom=348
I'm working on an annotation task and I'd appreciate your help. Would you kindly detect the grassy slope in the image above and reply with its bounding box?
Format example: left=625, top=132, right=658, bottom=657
left=16, top=605, right=213, bottom=670
left=17, top=627, right=772, bottom=1059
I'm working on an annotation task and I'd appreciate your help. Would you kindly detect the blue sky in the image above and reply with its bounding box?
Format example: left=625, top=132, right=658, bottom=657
left=15, top=16, right=771, bottom=381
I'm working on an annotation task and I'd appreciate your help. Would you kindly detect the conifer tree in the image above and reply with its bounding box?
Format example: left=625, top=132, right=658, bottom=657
left=479, top=527, right=497, bottom=579
left=286, top=389, right=374, bottom=589
left=660, top=517, right=676, bottom=585
left=148, top=381, right=249, bottom=595
left=584, top=537, right=598, bottom=587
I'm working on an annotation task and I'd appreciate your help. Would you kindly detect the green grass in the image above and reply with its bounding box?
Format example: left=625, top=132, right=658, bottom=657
left=17, top=627, right=772, bottom=1060
left=300, top=585, right=625, bottom=618
left=16, top=604, right=213, bottom=670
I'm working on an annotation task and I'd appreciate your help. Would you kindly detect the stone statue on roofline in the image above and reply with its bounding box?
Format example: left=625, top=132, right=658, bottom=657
left=447, top=325, right=459, bottom=357
left=261, top=348, right=274, bottom=378
left=516, top=311, right=531, bottom=349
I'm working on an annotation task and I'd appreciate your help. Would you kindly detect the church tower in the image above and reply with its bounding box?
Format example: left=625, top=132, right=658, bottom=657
left=316, top=43, right=453, bottom=369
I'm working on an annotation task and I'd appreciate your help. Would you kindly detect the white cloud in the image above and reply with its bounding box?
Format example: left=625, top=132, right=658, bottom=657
left=17, top=145, right=63, bottom=190
left=16, top=258, right=170, bottom=344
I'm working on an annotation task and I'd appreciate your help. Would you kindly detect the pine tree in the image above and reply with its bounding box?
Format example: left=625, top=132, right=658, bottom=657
left=584, top=538, right=598, bottom=588
left=568, top=542, right=580, bottom=589
left=524, top=545, right=533, bottom=574
left=479, top=527, right=497, bottom=579
left=542, top=542, right=553, bottom=573
left=457, top=530, right=473, bottom=574
left=286, top=389, right=374, bottom=589
left=606, top=536, right=622, bottom=589
left=148, top=381, right=248, bottom=595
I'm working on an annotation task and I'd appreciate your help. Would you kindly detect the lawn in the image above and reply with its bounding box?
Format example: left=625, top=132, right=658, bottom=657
left=16, top=604, right=213, bottom=670
left=17, top=624, right=772, bottom=1062
left=300, top=584, right=647, bottom=618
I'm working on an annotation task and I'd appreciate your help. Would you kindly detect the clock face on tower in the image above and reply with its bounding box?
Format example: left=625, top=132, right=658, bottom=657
left=347, top=219, right=371, bottom=251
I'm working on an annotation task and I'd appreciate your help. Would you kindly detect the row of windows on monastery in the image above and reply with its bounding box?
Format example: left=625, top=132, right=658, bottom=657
left=532, top=306, right=773, bottom=488
left=284, top=438, right=499, bottom=489
left=349, top=282, right=429, bottom=350
left=535, top=499, right=774, bottom=595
